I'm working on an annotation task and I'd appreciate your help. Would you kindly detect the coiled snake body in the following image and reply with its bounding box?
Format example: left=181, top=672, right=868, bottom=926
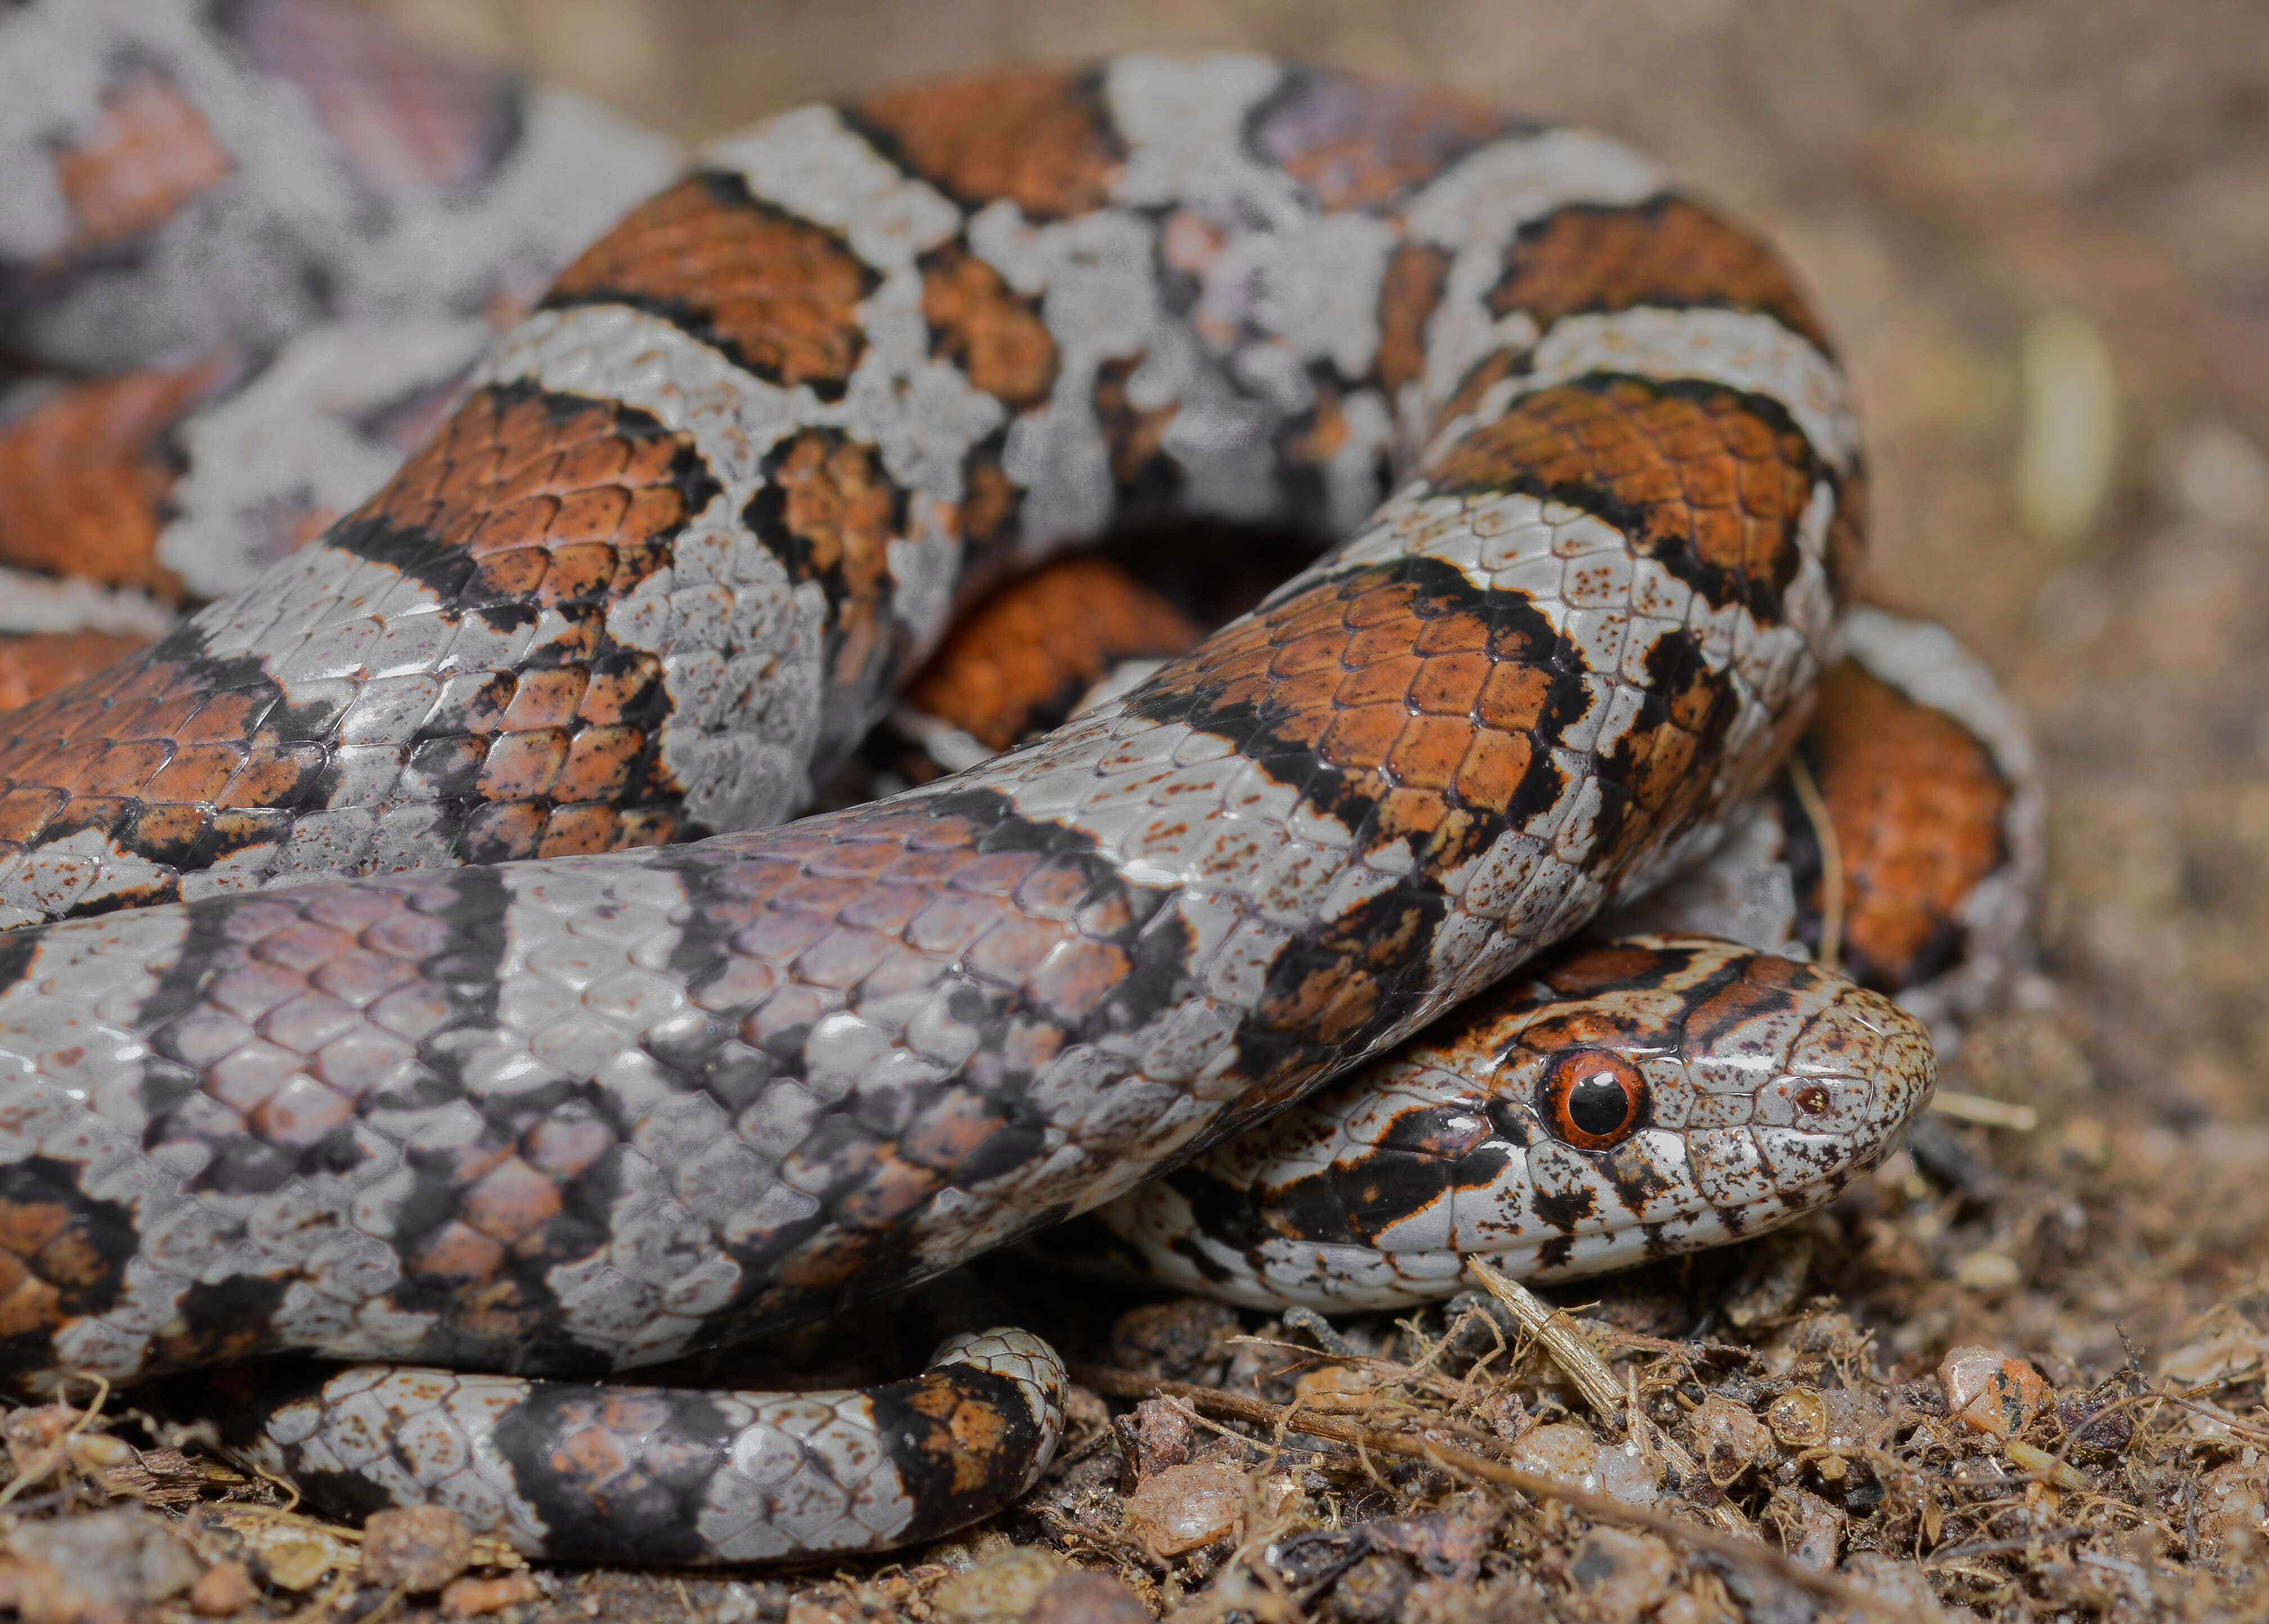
left=0, top=34, right=1998, bottom=1562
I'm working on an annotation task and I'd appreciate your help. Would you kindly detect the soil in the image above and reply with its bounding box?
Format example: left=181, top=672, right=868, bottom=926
left=11, top=2, right=2269, bottom=1620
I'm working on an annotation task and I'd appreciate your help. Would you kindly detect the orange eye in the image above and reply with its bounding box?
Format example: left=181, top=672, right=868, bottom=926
left=1543, top=1052, right=1646, bottom=1149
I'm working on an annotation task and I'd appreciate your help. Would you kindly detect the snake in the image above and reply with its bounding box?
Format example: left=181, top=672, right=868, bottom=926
left=0, top=8, right=2038, bottom=1565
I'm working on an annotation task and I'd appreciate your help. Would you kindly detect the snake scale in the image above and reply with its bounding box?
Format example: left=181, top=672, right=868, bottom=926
left=0, top=6, right=2040, bottom=1564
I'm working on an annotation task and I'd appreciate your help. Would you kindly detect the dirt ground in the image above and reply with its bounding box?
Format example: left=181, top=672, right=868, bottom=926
left=12, top=1, right=2269, bottom=1620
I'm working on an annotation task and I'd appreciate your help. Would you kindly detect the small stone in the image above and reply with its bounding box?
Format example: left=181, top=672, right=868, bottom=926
left=190, top=1562, right=259, bottom=1617
left=4, top=1506, right=202, bottom=1612
left=1026, top=1569, right=1150, bottom=1624
left=2054, top=1388, right=2136, bottom=1464
left=1567, top=1527, right=1677, bottom=1624
left=1510, top=1420, right=1600, bottom=1486
left=2195, top=1460, right=2269, bottom=1561
left=1766, top=1386, right=1828, bottom=1450
left=360, top=1505, right=474, bottom=1593
left=1821, top=1386, right=1891, bottom=1450
left=2160, top=1325, right=2269, bottom=1387
left=1360, top=1492, right=1503, bottom=1585
left=1653, top=1595, right=1704, bottom=1624
left=1937, top=1345, right=2045, bottom=1439
left=1598, top=1436, right=1661, bottom=1505
left=1766, top=1485, right=1845, bottom=1571
left=1655, top=1593, right=1738, bottom=1624
left=1839, top=1554, right=1950, bottom=1622
left=1124, top=1459, right=1248, bottom=1558
left=2, top=1405, right=73, bottom=1485
left=1327, top=1553, right=1412, bottom=1623
left=441, top=1573, right=542, bottom=1618
left=1129, top=1397, right=1194, bottom=1480
left=1292, top=1364, right=1373, bottom=1401
left=1689, top=1393, right=1772, bottom=1486
left=785, top=1597, right=857, bottom=1624
left=1107, top=1297, right=1239, bottom=1383
left=2157, top=419, right=2269, bottom=526
left=921, top=1529, right=1015, bottom=1572
left=263, top=1537, right=341, bottom=1591
left=930, top=1546, right=1069, bottom=1624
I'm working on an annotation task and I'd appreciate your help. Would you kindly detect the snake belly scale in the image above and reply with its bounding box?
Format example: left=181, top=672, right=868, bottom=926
left=0, top=52, right=1871, bottom=1560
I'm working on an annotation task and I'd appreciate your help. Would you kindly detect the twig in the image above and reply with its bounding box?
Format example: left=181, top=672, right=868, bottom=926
left=1070, top=1363, right=1928, bottom=1624
left=1466, top=1259, right=1624, bottom=1426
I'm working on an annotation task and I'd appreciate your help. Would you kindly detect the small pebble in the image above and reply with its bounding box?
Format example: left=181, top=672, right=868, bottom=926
left=188, top=1561, right=258, bottom=1618
left=929, top=1546, right=1068, bottom=1624
left=2195, top=1460, right=2269, bottom=1560
left=1025, top=1569, right=1150, bottom=1624
left=1326, top=1553, right=1411, bottom=1624
left=359, top=1505, right=474, bottom=1593
left=1106, top=1298, right=1238, bottom=1383
left=1765, top=1386, right=1827, bottom=1450
left=1937, top=1345, right=2045, bottom=1438
left=1510, top=1420, right=1600, bottom=1487
left=1123, top=1459, right=1248, bottom=1558
left=261, top=1537, right=341, bottom=1592
left=1129, top=1397, right=1194, bottom=1480
left=5, top=1506, right=202, bottom=1611
left=1566, top=1527, right=1676, bottom=1624
left=1840, top=1554, right=1948, bottom=1621
left=441, top=1573, right=542, bottom=1618
left=1597, top=1437, right=1660, bottom=1505
left=2157, top=419, right=2269, bottom=527
left=1766, top=1485, right=1845, bottom=1571
left=1689, top=1393, right=1772, bottom=1485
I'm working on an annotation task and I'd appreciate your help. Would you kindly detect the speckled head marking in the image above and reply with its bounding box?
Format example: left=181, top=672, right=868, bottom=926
left=1100, top=935, right=1934, bottom=1311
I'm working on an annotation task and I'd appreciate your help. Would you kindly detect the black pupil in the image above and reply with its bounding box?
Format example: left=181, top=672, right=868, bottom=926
left=1566, top=1072, right=1631, bottom=1136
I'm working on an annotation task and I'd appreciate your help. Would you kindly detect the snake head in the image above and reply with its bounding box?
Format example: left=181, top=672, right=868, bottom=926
left=1100, top=932, right=1935, bottom=1310
left=1451, top=932, right=1937, bottom=1278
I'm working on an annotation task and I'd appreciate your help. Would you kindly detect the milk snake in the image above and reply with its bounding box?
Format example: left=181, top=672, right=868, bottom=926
left=0, top=6, right=2042, bottom=1565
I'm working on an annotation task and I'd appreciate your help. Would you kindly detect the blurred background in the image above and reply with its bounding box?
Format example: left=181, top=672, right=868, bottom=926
left=357, top=0, right=2269, bottom=1133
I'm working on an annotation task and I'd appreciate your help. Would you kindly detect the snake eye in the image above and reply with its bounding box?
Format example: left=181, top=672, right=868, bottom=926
left=1543, top=1051, right=1646, bottom=1149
